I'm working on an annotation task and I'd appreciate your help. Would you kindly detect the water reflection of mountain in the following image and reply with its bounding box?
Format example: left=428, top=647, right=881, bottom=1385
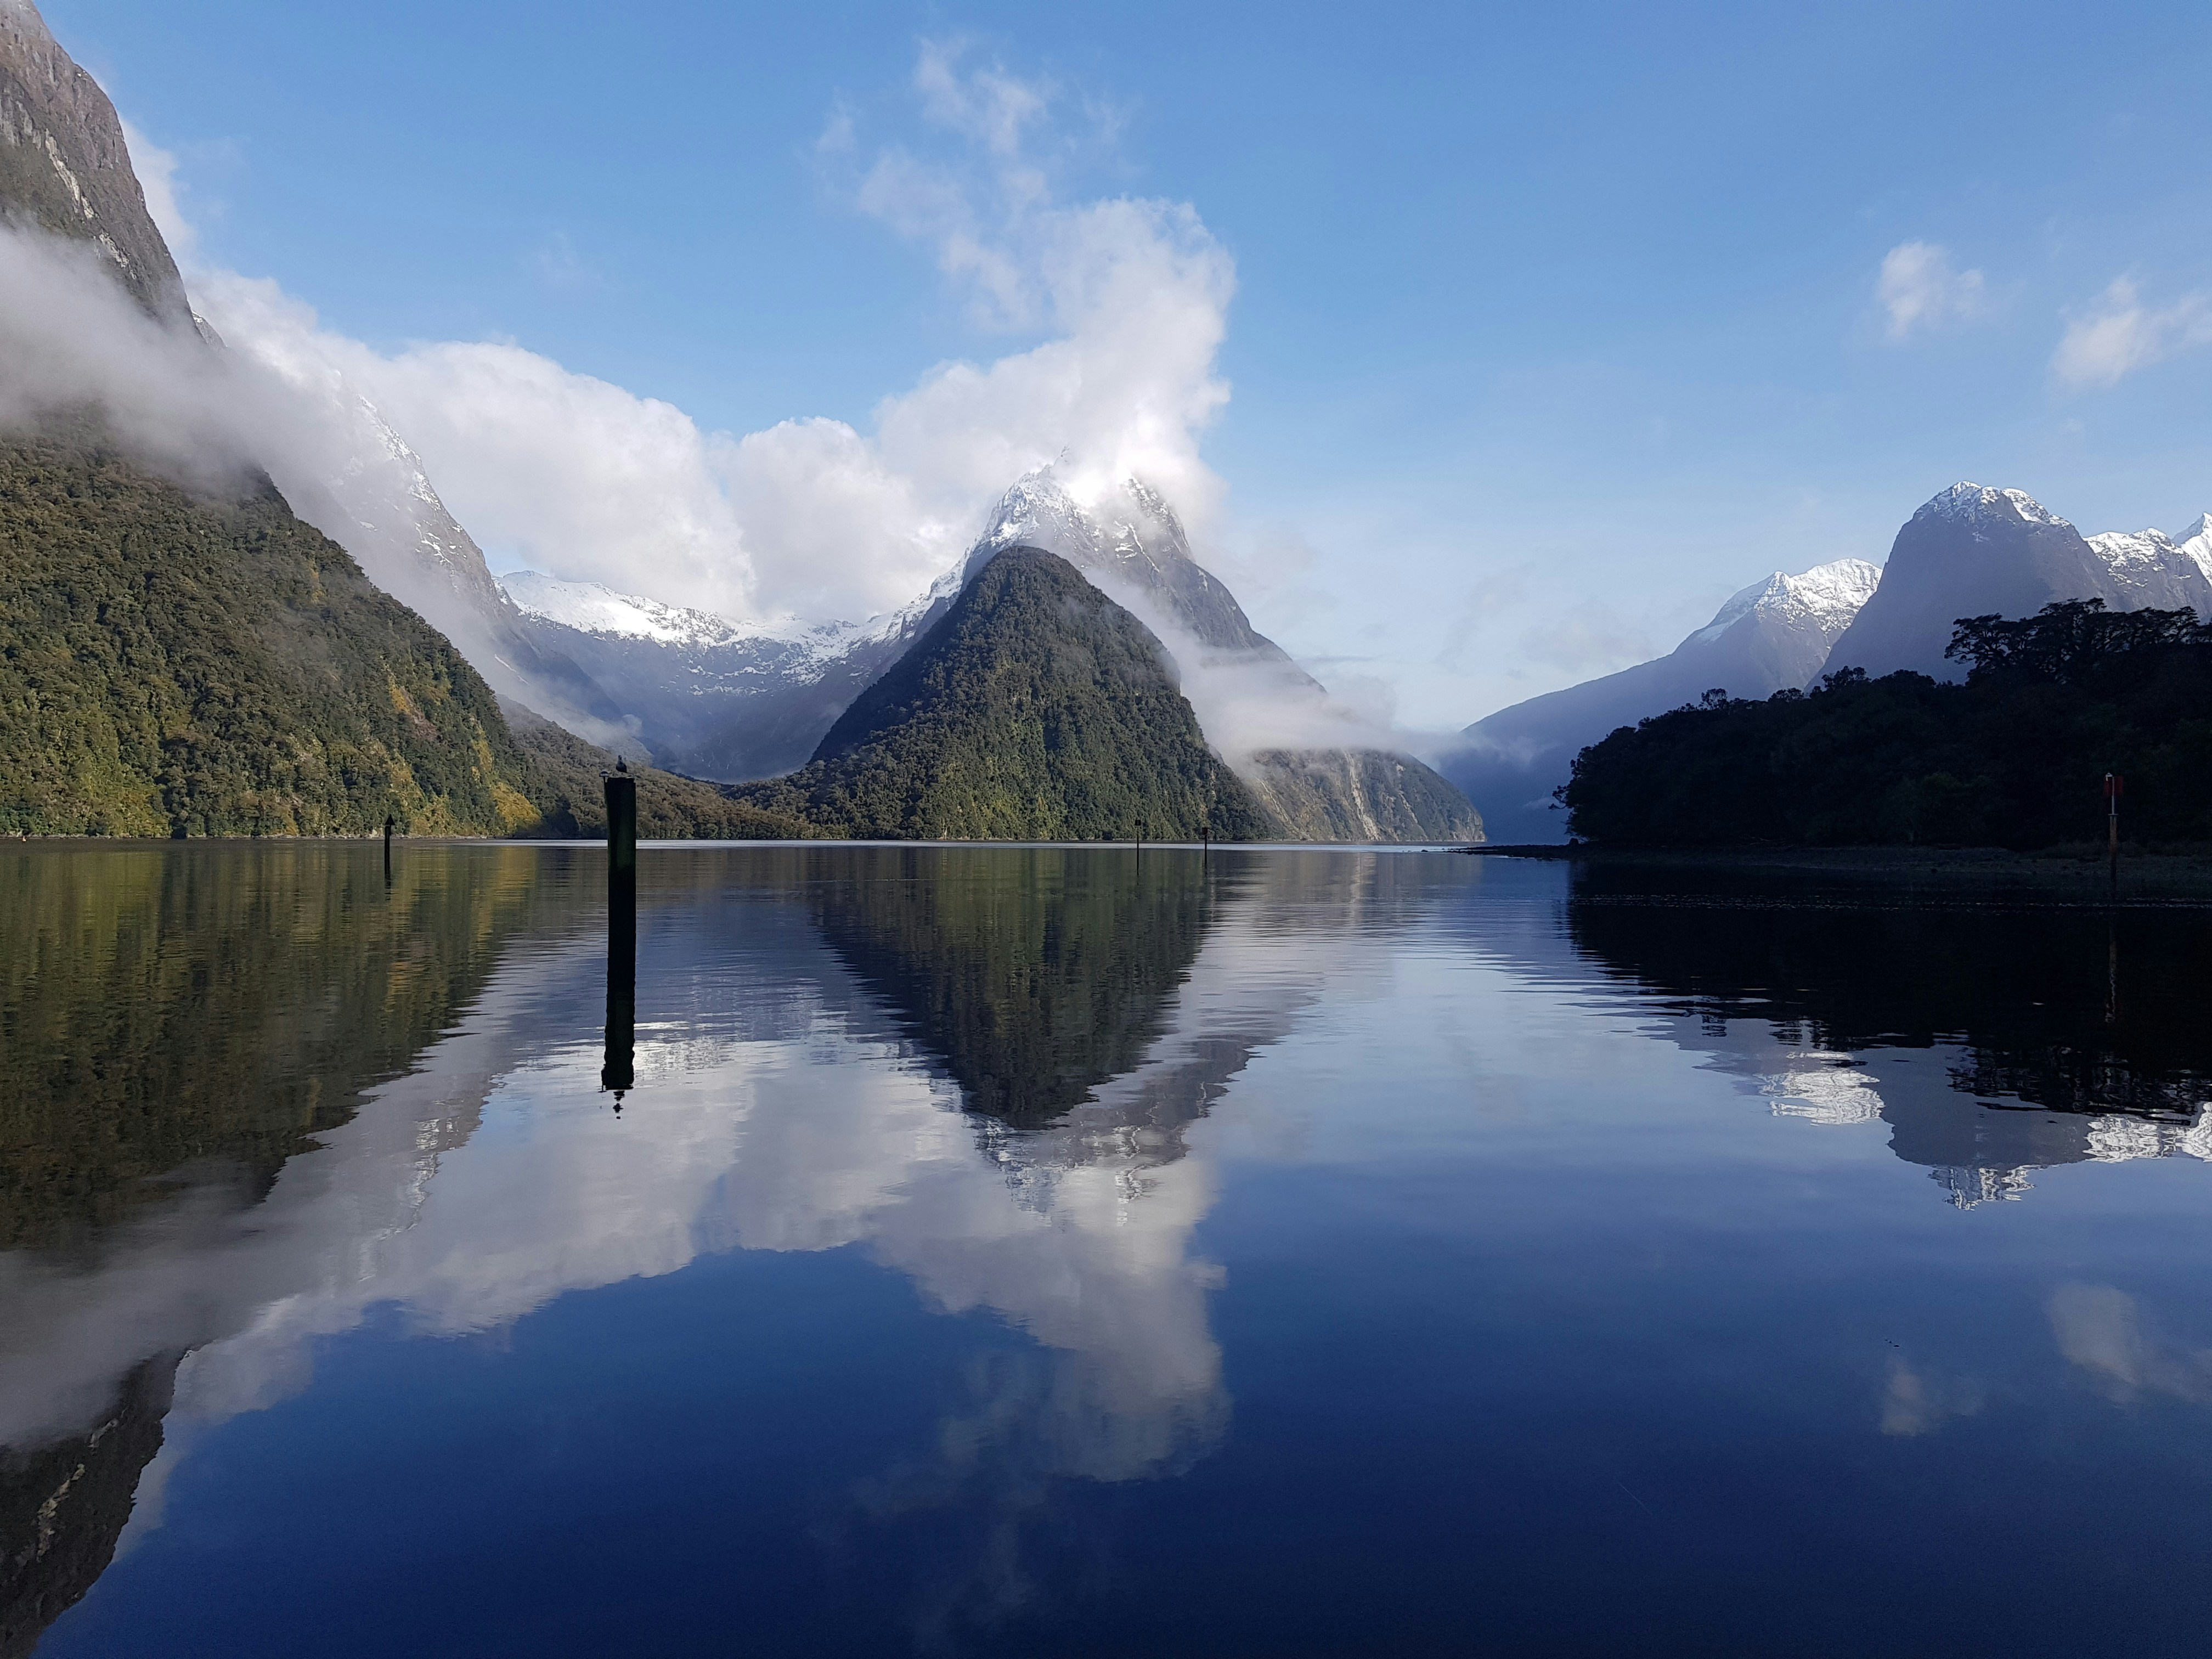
left=805, top=845, right=1218, bottom=1126
left=1, top=846, right=1417, bottom=1653
left=0, top=844, right=586, bottom=1658
left=1552, top=866, right=2212, bottom=1203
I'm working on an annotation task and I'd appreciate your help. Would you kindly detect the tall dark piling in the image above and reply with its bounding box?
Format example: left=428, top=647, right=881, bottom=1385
left=382, top=814, right=394, bottom=885
left=601, top=765, right=637, bottom=1103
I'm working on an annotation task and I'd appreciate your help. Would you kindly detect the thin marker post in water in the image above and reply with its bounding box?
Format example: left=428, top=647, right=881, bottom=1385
left=602, top=759, right=637, bottom=1106
left=382, top=813, right=394, bottom=885
left=2104, top=772, right=2123, bottom=893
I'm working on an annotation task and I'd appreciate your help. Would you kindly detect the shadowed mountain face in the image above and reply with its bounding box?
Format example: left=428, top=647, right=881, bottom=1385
left=805, top=845, right=1222, bottom=1126
left=1827, top=484, right=2212, bottom=681
left=733, top=548, right=1274, bottom=842
left=1552, top=864, right=2212, bottom=1202
left=0, top=1, right=186, bottom=326
left=970, top=474, right=1481, bottom=842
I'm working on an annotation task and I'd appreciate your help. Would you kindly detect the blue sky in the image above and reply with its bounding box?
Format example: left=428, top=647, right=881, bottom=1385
left=47, top=0, right=2212, bottom=731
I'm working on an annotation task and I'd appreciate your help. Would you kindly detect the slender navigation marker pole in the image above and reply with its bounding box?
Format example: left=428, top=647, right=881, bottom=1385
left=602, top=761, right=638, bottom=1105
left=2104, top=772, right=2123, bottom=895
left=382, top=813, right=394, bottom=885
left=1201, top=821, right=1210, bottom=865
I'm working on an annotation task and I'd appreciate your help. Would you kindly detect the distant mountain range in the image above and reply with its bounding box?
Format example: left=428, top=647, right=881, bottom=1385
left=1447, top=483, right=2212, bottom=843
left=1446, top=558, right=1881, bottom=843
left=499, top=565, right=961, bottom=780
left=504, top=470, right=1482, bottom=843
left=0, top=1, right=1477, bottom=844
left=1823, top=484, right=2212, bottom=679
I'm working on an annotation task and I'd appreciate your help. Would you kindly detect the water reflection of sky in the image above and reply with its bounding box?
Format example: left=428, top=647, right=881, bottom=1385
left=8, top=847, right=2212, bottom=1657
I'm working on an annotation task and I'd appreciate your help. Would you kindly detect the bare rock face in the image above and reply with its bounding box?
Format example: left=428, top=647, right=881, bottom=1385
left=1824, top=483, right=2212, bottom=681
left=1242, top=748, right=1485, bottom=844
left=0, top=0, right=187, bottom=325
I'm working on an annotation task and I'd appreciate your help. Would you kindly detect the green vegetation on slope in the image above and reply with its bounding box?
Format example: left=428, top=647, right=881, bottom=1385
left=0, top=840, right=555, bottom=1254
left=733, top=548, right=1276, bottom=842
left=1559, top=600, right=2212, bottom=847
left=0, top=431, right=543, bottom=836
left=808, top=844, right=1217, bottom=1124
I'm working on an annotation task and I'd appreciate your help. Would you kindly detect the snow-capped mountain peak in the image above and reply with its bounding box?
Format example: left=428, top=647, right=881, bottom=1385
left=2171, top=514, right=2212, bottom=580
left=1917, top=482, right=2072, bottom=534
left=2085, top=527, right=2181, bottom=572
left=1694, top=558, right=1881, bottom=645
left=500, top=572, right=755, bottom=646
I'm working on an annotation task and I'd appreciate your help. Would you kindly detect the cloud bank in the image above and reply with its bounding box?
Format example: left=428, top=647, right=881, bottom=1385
left=136, top=41, right=1235, bottom=630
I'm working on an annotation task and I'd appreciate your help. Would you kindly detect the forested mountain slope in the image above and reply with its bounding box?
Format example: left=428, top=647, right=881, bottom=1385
left=733, top=549, right=1275, bottom=842
left=0, top=432, right=546, bottom=837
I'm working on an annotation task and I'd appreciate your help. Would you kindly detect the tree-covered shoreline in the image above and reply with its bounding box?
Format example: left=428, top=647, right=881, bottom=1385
left=1558, top=600, right=2212, bottom=849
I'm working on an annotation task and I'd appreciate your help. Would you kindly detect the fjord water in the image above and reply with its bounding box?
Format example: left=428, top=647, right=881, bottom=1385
left=6, top=847, right=2212, bottom=1657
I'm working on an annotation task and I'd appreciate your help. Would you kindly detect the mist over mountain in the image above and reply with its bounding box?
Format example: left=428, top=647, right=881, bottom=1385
left=1, top=2, right=630, bottom=747
left=1445, top=558, right=1881, bottom=843
left=499, top=566, right=962, bottom=778
left=496, top=471, right=1479, bottom=841
left=960, top=472, right=1481, bottom=842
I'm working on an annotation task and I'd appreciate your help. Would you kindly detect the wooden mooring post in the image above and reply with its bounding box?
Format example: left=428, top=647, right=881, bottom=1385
left=601, top=763, right=637, bottom=1104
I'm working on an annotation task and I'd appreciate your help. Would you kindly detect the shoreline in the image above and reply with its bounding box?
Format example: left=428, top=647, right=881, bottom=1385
left=1463, top=840, right=2212, bottom=896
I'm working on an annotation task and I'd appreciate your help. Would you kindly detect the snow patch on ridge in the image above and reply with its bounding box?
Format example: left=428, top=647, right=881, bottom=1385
left=1917, top=482, right=2072, bottom=534
left=498, top=566, right=957, bottom=668
left=1694, top=558, right=1881, bottom=645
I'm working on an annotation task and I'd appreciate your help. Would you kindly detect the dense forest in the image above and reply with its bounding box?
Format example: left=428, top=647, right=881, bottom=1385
left=0, top=430, right=812, bottom=840
left=0, top=433, right=547, bottom=837
left=1559, top=600, right=2212, bottom=847
left=735, top=549, right=1276, bottom=842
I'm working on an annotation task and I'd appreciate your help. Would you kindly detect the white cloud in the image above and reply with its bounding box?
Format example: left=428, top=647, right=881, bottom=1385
left=1877, top=241, right=1985, bottom=341
left=148, top=42, right=1236, bottom=631
left=2052, top=276, right=2212, bottom=389
left=119, top=118, right=196, bottom=266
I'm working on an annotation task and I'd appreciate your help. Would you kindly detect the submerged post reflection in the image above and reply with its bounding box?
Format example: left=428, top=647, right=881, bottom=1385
left=601, top=766, right=637, bottom=1104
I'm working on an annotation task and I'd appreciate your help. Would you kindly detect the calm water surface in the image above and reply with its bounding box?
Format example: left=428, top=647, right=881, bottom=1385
left=4, top=843, right=2212, bottom=1657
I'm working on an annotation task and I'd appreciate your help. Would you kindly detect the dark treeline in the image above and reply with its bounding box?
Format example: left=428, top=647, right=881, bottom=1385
left=1559, top=600, right=2212, bottom=847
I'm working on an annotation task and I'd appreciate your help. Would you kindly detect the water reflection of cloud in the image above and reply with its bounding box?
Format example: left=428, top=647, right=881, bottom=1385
left=2050, top=1283, right=2212, bottom=1405
left=24, top=882, right=1356, bottom=1576
left=1879, top=1356, right=1985, bottom=1437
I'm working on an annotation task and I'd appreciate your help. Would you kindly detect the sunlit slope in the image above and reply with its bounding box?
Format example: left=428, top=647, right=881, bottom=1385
left=0, top=432, right=551, bottom=836
left=734, top=548, right=1277, bottom=841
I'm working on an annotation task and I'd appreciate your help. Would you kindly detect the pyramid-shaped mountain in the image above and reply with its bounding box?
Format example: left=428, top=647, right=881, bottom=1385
left=966, top=472, right=1482, bottom=842
left=732, top=548, right=1273, bottom=841
left=1825, top=484, right=2212, bottom=680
